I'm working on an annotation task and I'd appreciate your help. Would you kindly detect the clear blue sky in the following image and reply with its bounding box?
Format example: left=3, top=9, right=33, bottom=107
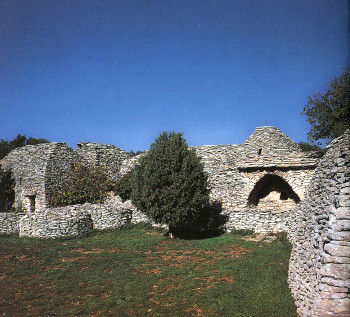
left=0, top=0, right=349, bottom=151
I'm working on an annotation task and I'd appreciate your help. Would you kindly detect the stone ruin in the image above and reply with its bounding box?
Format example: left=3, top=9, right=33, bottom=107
left=0, top=126, right=321, bottom=234
left=0, top=126, right=349, bottom=316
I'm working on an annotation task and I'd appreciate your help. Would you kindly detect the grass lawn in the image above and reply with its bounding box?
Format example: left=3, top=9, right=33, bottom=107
left=0, top=224, right=297, bottom=316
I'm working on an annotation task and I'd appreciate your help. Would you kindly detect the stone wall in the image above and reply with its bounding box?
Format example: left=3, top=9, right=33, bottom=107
left=19, top=211, right=93, bottom=239
left=0, top=143, right=73, bottom=212
left=223, top=209, right=292, bottom=234
left=194, top=127, right=320, bottom=213
left=0, top=212, right=25, bottom=234
left=44, top=196, right=133, bottom=231
left=288, top=130, right=350, bottom=317
left=75, top=142, right=131, bottom=181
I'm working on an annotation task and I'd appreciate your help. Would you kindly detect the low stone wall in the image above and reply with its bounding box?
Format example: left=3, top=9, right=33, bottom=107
left=45, top=197, right=133, bottom=230
left=19, top=211, right=93, bottom=238
left=288, top=130, right=350, bottom=317
left=0, top=196, right=135, bottom=238
left=0, top=212, right=25, bottom=234
left=224, top=209, right=291, bottom=234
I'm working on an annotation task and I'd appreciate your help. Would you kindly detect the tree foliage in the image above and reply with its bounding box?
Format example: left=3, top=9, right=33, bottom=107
left=122, top=132, right=210, bottom=233
left=302, top=67, right=350, bottom=144
left=0, top=167, right=15, bottom=212
left=48, top=158, right=115, bottom=207
left=297, top=142, right=325, bottom=153
left=0, top=134, right=50, bottom=160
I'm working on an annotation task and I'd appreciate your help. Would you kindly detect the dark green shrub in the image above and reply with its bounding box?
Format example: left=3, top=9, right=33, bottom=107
left=0, top=167, right=15, bottom=212
left=114, top=171, right=133, bottom=201
left=129, top=132, right=210, bottom=235
left=48, top=159, right=115, bottom=207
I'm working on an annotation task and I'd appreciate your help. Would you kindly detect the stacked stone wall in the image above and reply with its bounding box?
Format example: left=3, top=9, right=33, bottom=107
left=0, top=213, right=25, bottom=234
left=0, top=143, right=73, bottom=212
left=75, top=142, right=131, bottom=181
left=288, top=130, right=350, bottom=317
left=44, top=196, right=133, bottom=231
left=19, top=211, right=93, bottom=239
left=193, top=127, right=319, bottom=212
left=223, top=209, right=293, bottom=234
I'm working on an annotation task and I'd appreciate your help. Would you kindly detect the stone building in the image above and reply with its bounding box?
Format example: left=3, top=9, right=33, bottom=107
left=0, top=142, right=131, bottom=212
left=0, top=126, right=321, bottom=225
left=193, top=126, right=321, bottom=212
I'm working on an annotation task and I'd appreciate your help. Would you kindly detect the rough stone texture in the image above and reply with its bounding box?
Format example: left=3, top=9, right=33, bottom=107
left=0, top=142, right=130, bottom=213
left=19, top=211, right=93, bottom=239
left=75, top=142, right=131, bottom=181
left=0, top=212, right=25, bottom=234
left=288, top=130, right=350, bottom=317
left=44, top=196, right=133, bottom=231
left=0, top=143, right=73, bottom=212
left=187, top=127, right=321, bottom=234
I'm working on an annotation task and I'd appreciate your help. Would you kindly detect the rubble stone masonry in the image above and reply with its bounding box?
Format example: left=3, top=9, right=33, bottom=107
left=288, top=130, right=350, bottom=317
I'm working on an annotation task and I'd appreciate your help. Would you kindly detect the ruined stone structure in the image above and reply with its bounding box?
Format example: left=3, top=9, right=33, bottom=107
left=193, top=126, right=320, bottom=233
left=288, top=131, right=350, bottom=317
left=0, top=126, right=322, bottom=236
left=0, top=142, right=131, bottom=212
left=0, top=126, right=349, bottom=315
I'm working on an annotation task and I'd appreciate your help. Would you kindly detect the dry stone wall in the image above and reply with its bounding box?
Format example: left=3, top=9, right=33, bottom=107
left=288, top=130, right=350, bottom=317
left=75, top=142, right=131, bottom=181
left=0, top=143, right=73, bottom=212
left=194, top=127, right=319, bottom=212
left=0, top=212, right=25, bottom=234
left=19, top=211, right=93, bottom=239
left=12, top=196, right=135, bottom=238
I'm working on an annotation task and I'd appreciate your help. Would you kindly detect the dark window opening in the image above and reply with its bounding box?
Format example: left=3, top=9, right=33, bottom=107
left=258, top=148, right=262, bottom=155
left=248, top=174, right=300, bottom=206
left=27, top=195, right=36, bottom=212
left=280, top=192, right=288, bottom=200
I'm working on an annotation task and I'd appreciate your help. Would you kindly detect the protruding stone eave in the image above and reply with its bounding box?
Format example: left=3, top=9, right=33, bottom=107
left=237, top=164, right=318, bottom=172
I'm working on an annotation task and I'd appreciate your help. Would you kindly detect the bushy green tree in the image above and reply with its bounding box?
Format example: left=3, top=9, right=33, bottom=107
left=128, top=132, right=210, bottom=234
left=0, top=167, right=15, bottom=212
left=302, top=66, right=350, bottom=144
left=48, top=159, right=115, bottom=207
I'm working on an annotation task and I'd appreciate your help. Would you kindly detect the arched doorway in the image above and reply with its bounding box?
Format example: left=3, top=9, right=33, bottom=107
left=247, top=174, right=300, bottom=211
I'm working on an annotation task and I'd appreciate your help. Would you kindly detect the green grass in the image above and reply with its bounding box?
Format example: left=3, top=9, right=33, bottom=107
left=0, top=225, right=297, bottom=317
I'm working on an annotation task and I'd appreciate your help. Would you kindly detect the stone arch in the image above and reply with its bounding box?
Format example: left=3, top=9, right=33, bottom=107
left=247, top=174, right=300, bottom=211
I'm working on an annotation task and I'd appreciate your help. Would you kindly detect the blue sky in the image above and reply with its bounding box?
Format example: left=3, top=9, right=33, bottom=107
left=0, top=0, right=349, bottom=151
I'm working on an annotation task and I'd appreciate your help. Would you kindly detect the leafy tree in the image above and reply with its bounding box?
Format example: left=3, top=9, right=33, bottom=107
left=0, top=134, right=50, bottom=160
left=127, top=132, right=210, bottom=235
left=48, top=158, right=115, bottom=207
left=302, top=66, right=350, bottom=144
left=0, top=167, right=15, bottom=212
left=129, top=150, right=144, bottom=156
left=114, top=171, right=134, bottom=202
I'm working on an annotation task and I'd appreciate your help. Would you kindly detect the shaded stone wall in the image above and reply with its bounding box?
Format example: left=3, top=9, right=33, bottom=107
left=75, top=142, right=131, bottom=182
left=0, top=212, right=25, bottom=234
left=0, top=143, right=73, bottom=212
left=288, top=130, right=350, bottom=317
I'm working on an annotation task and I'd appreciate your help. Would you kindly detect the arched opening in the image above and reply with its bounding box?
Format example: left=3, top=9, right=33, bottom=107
left=247, top=174, right=300, bottom=211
